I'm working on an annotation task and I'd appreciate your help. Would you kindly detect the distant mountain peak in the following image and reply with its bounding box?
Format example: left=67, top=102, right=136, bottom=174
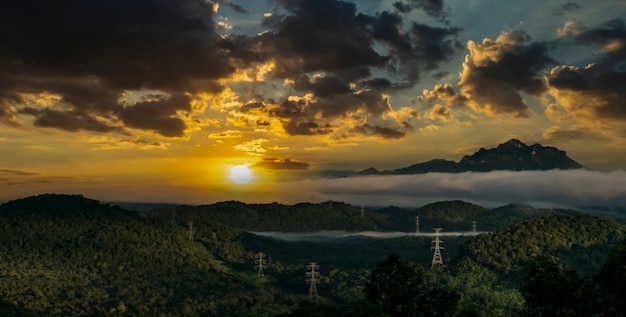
left=355, top=139, right=584, bottom=175
left=500, top=138, right=526, bottom=148
left=357, top=167, right=381, bottom=175
left=459, top=139, right=583, bottom=171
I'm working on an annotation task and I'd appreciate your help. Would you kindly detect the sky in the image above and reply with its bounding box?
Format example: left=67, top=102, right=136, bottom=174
left=1, top=0, right=626, bottom=208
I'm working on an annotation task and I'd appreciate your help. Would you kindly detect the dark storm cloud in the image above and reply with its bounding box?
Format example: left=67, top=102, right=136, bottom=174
left=293, top=75, right=353, bottom=98
left=409, top=23, right=462, bottom=70
left=546, top=66, right=589, bottom=90
left=19, top=107, right=117, bottom=133
left=0, top=0, right=229, bottom=89
left=283, top=119, right=333, bottom=136
left=364, top=11, right=461, bottom=83
left=251, top=158, right=310, bottom=170
left=119, top=94, right=194, bottom=137
left=421, top=31, right=558, bottom=118
left=569, top=19, right=626, bottom=61
left=1, top=0, right=461, bottom=141
left=262, top=0, right=388, bottom=76
left=259, top=0, right=460, bottom=83
left=459, top=31, right=556, bottom=117
left=547, top=19, right=626, bottom=132
left=547, top=64, right=626, bottom=120
left=0, top=0, right=231, bottom=137
left=353, top=124, right=409, bottom=139
left=235, top=0, right=460, bottom=139
left=266, top=86, right=405, bottom=137
left=363, top=78, right=393, bottom=89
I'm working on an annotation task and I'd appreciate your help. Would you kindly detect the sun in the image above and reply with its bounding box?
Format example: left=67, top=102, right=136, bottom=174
left=230, top=165, right=253, bottom=184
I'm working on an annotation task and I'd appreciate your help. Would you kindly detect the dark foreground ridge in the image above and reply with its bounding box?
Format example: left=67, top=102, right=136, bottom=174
left=357, top=138, right=585, bottom=175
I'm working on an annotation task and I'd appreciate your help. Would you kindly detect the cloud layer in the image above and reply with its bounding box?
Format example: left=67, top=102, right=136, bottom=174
left=546, top=19, right=626, bottom=139
left=0, top=0, right=234, bottom=138
left=280, top=170, right=626, bottom=208
left=1, top=0, right=624, bottom=146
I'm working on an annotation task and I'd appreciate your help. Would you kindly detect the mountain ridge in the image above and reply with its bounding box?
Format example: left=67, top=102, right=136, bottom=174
left=356, top=139, right=584, bottom=175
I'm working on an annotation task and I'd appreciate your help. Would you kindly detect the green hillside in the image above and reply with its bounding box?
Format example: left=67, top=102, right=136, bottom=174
left=450, top=214, right=626, bottom=315
left=1, top=194, right=625, bottom=316
left=0, top=194, right=292, bottom=316
left=143, top=201, right=389, bottom=231
left=142, top=199, right=586, bottom=234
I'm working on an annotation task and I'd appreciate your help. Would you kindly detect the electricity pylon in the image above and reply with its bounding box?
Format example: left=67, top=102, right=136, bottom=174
left=472, top=220, right=477, bottom=233
left=415, top=216, right=420, bottom=233
left=306, top=262, right=320, bottom=299
left=188, top=221, right=194, bottom=241
left=361, top=205, right=365, bottom=218
left=254, top=252, right=267, bottom=278
left=431, top=228, right=444, bottom=267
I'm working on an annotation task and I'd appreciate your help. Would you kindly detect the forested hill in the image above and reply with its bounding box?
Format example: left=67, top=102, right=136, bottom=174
left=461, top=214, right=626, bottom=274
left=142, top=201, right=390, bottom=231
left=448, top=213, right=626, bottom=315
left=141, top=199, right=587, bottom=232
left=1, top=194, right=626, bottom=316
left=361, top=200, right=582, bottom=232
left=0, top=194, right=294, bottom=316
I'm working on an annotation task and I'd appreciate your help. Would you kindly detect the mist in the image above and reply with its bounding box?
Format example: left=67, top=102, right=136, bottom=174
left=276, top=169, right=626, bottom=209
left=250, top=230, right=484, bottom=241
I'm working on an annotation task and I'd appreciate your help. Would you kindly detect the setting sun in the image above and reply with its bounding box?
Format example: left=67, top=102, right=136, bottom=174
left=230, top=165, right=253, bottom=184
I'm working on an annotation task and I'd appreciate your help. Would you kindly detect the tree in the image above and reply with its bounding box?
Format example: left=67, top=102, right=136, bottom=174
left=364, top=253, right=459, bottom=317
left=596, top=240, right=626, bottom=316
left=520, top=256, right=581, bottom=317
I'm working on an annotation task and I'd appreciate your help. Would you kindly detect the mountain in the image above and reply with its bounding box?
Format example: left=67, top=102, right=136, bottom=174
left=356, top=167, right=381, bottom=175
left=370, top=200, right=587, bottom=232
left=2, top=194, right=625, bottom=316
left=142, top=200, right=390, bottom=231
left=457, top=138, right=584, bottom=171
left=0, top=194, right=294, bottom=316
left=357, top=139, right=585, bottom=175
left=455, top=213, right=626, bottom=315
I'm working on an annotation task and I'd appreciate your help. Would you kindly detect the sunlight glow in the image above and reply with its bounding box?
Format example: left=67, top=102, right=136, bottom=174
left=230, top=165, right=253, bottom=184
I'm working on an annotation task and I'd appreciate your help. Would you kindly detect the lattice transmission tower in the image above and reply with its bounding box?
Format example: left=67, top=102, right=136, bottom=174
left=187, top=221, right=194, bottom=241
left=415, top=216, right=420, bottom=233
left=472, top=220, right=477, bottom=233
left=431, top=228, right=444, bottom=267
left=254, top=251, right=267, bottom=278
left=306, top=262, right=320, bottom=299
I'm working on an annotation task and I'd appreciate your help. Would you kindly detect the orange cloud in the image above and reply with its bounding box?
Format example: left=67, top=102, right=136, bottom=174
left=546, top=64, right=626, bottom=140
